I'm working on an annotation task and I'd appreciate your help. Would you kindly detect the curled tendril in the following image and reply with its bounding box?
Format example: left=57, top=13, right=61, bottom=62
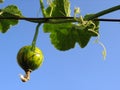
left=79, top=16, right=106, bottom=60
left=74, top=13, right=106, bottom=60
left=88, top=29, right=107, bottom=60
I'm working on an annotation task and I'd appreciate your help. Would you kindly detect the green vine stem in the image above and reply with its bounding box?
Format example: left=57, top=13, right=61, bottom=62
left=31, top=23, right=41, bottom=50
left=31, top=0, right=44, bottom=50
left=39, top=0, right=46, bottom=17
left=26, top=4, right=120, bottom=22
left=86, top=5, right=120, bottom=20
left=0, top=17, right=120, bottom=23
left=0, top=5, right=120, bottom=23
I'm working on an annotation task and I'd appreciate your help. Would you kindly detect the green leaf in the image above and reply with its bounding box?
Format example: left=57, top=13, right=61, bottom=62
left=0, top=0, right=4, bottom=3
left=43, top=19, right=99, bottom=50
left=73, top=14, right=100, bottom=48
left=44, top=23, right=77, bottom=50
left=45, top=0, right=71, bottom=17
left=43, top=1, right=100, bottom=51
left=0, top=5, right=22, bottom=33
left=76, top=28, right=91, bottom=48
left=2, top=5, right=22, bottom=16
left=43, top=0, right=75, bottom=50
left=43, top=0, right=71, bottom=33
left=49, top=23, right=76, bottom=50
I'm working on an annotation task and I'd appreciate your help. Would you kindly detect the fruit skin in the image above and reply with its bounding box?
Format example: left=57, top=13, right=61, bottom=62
left=17, top=45, right=44, bottom=72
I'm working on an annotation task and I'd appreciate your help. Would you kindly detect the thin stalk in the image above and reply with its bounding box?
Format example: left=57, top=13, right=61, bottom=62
left=0, top=5, right=120, bottom=23
left=39, top=0, right=46, bottom=17
left=1, top=17, right=120, bottom=23
left=87, top=5, right=120, bottom=20
left=31, top=23, right=41, bottom=50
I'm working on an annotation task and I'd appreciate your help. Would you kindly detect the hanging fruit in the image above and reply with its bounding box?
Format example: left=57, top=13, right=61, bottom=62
left=17, top=45, right=44, bottom=82
left=17, top=23, right=43, bottom=82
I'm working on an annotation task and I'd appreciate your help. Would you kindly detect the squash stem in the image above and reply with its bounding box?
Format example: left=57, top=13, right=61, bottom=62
left=19, top=69, right=32, bottom=82
left=31, top=23, right=41, bottom=50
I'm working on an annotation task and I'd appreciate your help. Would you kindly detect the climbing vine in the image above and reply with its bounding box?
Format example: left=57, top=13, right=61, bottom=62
left=0, top=0, right=120, bottom=82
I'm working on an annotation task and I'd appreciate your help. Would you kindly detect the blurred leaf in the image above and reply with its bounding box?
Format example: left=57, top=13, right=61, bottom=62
left=2, top=5, right=22, bottom=16
left=0, top=5, right=22, bottom=33
left=45, top=0, right=71, bottom=17
left=0, top=0, right=4, bottom=3
left=43, top=1, right=100, bottom=51
left=43, top=0, right=76, bottom=50
left=43, top=20, right=99, bottom=50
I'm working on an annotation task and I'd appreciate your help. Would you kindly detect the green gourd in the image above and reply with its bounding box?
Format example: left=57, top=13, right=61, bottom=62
left=17, top=45, right=44, bottom=82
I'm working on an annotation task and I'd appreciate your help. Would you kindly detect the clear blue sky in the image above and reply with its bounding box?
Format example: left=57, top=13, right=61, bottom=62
left=0, top=0, right=120, bottom=90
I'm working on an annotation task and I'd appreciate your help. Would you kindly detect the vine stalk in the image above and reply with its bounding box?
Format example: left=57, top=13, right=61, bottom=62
left=31, top=23, right=41, bottom=50
left=0, top=5, right=120, bottom=23
left=86, top=5, right=120, bottom=20
left=39, top=0, right=46, bottom=17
